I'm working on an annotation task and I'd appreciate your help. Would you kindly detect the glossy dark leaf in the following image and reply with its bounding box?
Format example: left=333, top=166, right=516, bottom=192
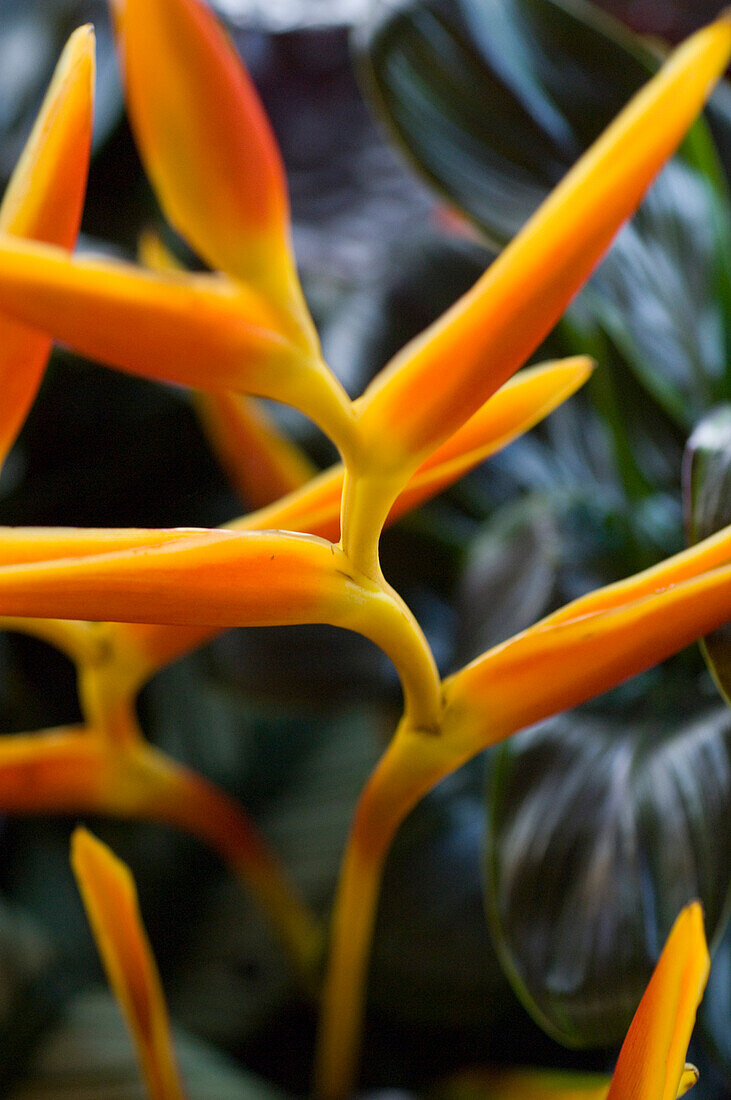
left=455, top=496, right=559, bottom=663
left=357, top=0, right=657, bottom=247
left=484, top=709, right=731, bottom=1047
left=684, top=406, right=731, bottom=706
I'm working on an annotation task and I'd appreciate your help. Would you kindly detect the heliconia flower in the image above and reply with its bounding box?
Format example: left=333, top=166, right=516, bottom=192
left=354, top=14, right=731, bottom=478
left=436, top=904, right=708, bottom=1100
left=0, top=8, right=724, bottom=498
left=71, top=827, right=185, bottom=1100
left=0, top=25, right=94, bottom=467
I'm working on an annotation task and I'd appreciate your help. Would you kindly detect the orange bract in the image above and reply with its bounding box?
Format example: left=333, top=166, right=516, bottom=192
left=112, top=0, right=292, bottom=295
left=71, top=828, right=185, bottom=1100
left=0, top=26, right=94, bottom=466
left=606, top=903, right=709, bottom=1100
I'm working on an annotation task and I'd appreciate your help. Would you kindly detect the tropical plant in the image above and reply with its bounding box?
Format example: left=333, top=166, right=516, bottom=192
left=0, top=0, right=729, bottom=1096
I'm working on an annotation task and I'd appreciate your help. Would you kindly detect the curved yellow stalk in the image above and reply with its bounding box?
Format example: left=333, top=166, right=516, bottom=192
left=71, top=828, right=185, bottom=1100
left=0, top=25, right=94, bottom=466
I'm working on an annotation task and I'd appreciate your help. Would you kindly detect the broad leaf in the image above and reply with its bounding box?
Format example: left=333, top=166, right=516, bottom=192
left=358, top=0, right=657, bottom=247
left=484, top=709, right=731, bottom=1047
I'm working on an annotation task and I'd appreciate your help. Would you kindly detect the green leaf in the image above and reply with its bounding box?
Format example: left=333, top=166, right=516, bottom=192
left=684, top=406, right=731, bottom=707
left=357, top=0, right=657, bottom=248
left=484, top=709, right=731, bottom=1047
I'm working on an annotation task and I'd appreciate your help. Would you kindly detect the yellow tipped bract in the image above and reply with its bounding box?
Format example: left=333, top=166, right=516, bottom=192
left=71, top=828, right=185, bottom=1100
left=0, top=26, right=94, bottom=465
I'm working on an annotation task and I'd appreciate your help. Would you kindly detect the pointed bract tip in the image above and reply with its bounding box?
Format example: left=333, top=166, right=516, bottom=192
left=65, top=23, right=96, bottom=58
left=568, top=354, right=595, bottom=378
left=71, top=825, right=111, bottom=871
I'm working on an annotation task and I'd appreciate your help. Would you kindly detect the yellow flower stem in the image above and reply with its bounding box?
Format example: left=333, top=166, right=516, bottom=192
left=315, top=720, right=460, bottom=1099
left=358, top=582, right=442, bottom=734
left=339, top=465, right=408, bottom=581
left=337, top=445, right=442, bottom=731
left=287, top=357, right=358, bottom=469
left=77, top=665, right=144, bottom=749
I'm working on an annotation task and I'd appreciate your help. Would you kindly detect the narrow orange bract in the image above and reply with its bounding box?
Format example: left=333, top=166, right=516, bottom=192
left=113, top=0, right=294, bottom=297
left=444, top=559, right=731, bottom=757
left=0, top=233, right=353, bottom=447
left=0, top=529, right=384, bottom=634
left=0, top=238, right=303, bottom=393
left=0, top=526, right=211, bottom=566
left=0, top=26, right=94, bottom=465
left=356, top=14, right=731, bottom=473
left=71, top=828, right=185, bottom=1100
left=606, top=903, right=709, bottom=1100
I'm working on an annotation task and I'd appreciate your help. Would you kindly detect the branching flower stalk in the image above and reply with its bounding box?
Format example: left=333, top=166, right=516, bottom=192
left=0, top=1, right=730, bottom=1097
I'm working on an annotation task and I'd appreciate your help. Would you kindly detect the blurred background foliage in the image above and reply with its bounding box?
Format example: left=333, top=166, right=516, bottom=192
left=0, top=0, right=729, bottom=1096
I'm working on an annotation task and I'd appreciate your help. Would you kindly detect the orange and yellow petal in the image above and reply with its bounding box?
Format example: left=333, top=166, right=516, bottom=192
left=387, top=356, right=593, bottom=524
left=112, top=0, right=295, bottom=300
left=355, top=15, right=731, bottom=473
left=71, top=827, right=184, bottom=1100
left=0, top=527, right=375, bottom=629
left=0, top=26, right=94, bottom=465
left=606, top=903, right=709, bottom=1100
left=444, top=543, right=731, bottom=757
left=0, top=526, right=213, bottom=566
left=0, top=235, right=351, bottom=444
